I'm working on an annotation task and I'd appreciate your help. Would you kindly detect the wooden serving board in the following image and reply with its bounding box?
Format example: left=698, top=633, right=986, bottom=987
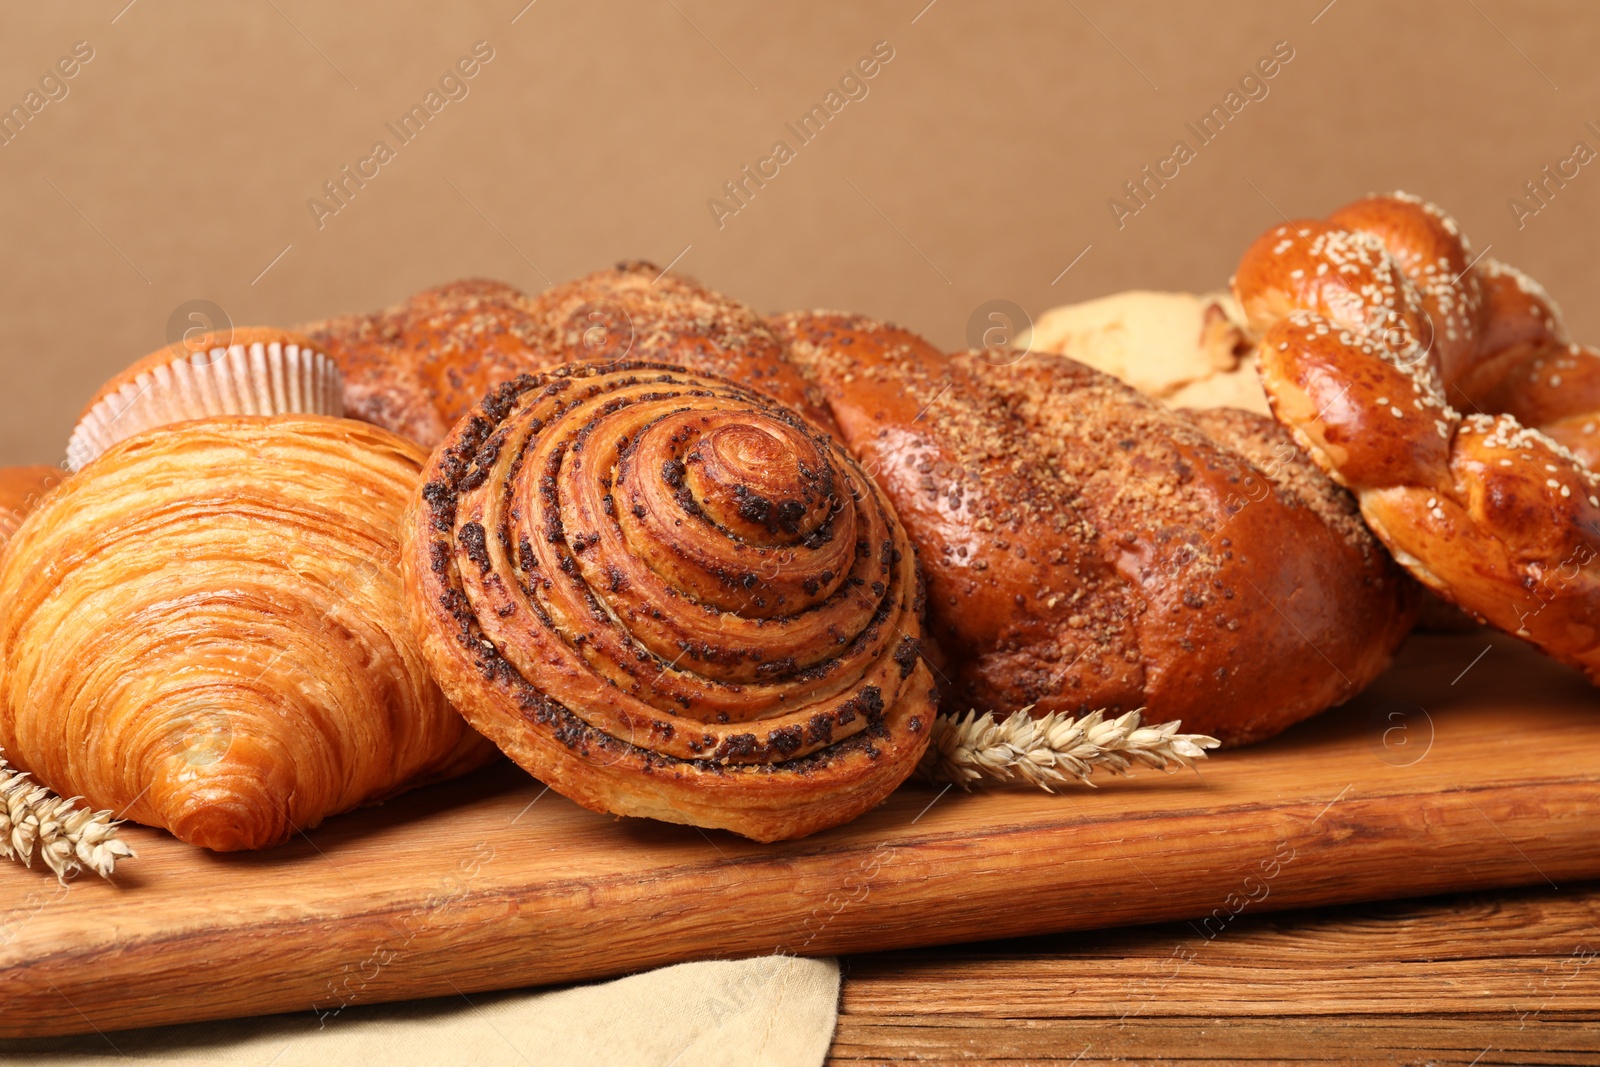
left=3, top=631, right=1598, bottom=1038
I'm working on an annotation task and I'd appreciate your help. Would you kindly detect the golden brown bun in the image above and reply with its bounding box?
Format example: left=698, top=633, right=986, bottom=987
left=772, top=311, right=1417, bottom=745
left=402, top=364, right=936, bottom=841
left=301, top=279, right=548, bottom=448
left=520, top=261, right=840, bottom=435
left=305, top=267, right=837, bottom=448
left=1235, top=192, right=1600, bottom=682
left=0, top=466, right=63, bottom=546
left=0, top=416, right=496, bottom=851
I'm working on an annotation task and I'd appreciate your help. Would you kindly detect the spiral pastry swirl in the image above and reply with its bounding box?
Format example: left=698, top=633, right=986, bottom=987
left=403, top=363, right=937, bottom=841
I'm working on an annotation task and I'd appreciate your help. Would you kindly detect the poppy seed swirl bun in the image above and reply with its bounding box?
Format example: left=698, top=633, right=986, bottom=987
left=401, top=362, right=937, bottom=841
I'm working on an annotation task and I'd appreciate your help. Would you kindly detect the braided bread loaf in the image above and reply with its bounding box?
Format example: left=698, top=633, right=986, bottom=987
left=772, top=312, right=1417, bottom=744
left=303, top=265, right=835, bottom=448
left=1235, top=193, right=1600, bottom=680
left=303, top=279, right=547, bottom=448
left=519, top=261, right=838, bottom=435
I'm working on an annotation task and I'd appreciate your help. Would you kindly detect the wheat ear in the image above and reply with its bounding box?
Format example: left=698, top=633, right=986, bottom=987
left=0, top=750, right=134, bottom=882
left=917, top=707, right=1220, bottom=791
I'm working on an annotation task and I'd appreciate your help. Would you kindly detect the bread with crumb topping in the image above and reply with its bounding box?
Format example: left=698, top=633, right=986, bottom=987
left=520, top=260, right=839, bottom=435
left=302, top=266, right=837, bottom=449
left=772, top=311, right=1418, bottom=745
left=301, top=279, right=548, bottom=448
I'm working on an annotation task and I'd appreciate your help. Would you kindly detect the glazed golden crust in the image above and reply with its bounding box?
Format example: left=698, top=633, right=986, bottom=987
left=302, top=279, right=549, bottom=448
left=521, top=261, right=840, bottom=435
left=1451, top=260, right=1600, bottom=466
left=403, top=363, right=936, bottom=841
left=771, top=312, right=1415, bottom=745
left=0, top=416, right=496, bottom=851
left=1236, top=193, right=1600, bottom=681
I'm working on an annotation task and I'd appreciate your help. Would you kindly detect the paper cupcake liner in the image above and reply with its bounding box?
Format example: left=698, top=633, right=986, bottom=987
left=67, top=330, right=344, bottom=472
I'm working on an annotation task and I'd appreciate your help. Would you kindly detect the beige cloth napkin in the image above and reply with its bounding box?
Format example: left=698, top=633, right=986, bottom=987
left=2, top=955, right=841, bottom=1067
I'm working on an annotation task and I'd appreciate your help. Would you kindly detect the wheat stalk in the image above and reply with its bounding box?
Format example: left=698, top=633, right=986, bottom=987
left=0, top=750, right=134, bottom=882
left=917, top=707, right=1220, bottom=791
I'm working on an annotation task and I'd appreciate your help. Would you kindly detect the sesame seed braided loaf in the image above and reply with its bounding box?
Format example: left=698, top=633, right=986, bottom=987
left=1235, top=192, right=1600, bottom=680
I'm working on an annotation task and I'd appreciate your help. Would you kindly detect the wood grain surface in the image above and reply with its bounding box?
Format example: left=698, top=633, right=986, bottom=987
left=831, top=882, right=1600, bottom=1065
left=2, top=630, right=1597, bottom=1039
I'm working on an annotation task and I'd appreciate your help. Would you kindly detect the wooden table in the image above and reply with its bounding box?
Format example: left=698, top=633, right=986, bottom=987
left=829, top=881, right=1600, bottom=1065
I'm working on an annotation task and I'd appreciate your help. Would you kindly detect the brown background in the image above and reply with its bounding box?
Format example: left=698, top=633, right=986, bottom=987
left=1, top=0, right=1596, bottom=467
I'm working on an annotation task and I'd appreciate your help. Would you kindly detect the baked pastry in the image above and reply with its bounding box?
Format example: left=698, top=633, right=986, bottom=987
left=301, top=279, right=547, bottom=448
left=305, top=265, right=836, bottom=449
left=1450, top=258, right=1600, bottom=467
left=1235, top=193, right=1600, bottom=680
left=0, top=416, right=496, bottom=851
left=402, top=363, right=937, bottom=841
left=521, top=261, right=839, bottom=434
left=772, top=312, right=1417, bottom=744
left=66, top=327, right=342, bottom=472
left=1023, top=291, right=1269, bottom=414
left=0, top=466, right=62, bottom=545
left=1026, top=289, right=1482, bottom=635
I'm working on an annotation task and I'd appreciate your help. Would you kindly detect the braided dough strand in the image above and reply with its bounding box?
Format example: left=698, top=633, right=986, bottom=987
left=1237, top=193, right=1600, bottom=679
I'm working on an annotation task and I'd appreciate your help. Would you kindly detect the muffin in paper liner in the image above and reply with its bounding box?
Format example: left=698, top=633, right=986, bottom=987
left=66, top=328, right=344, bottom=472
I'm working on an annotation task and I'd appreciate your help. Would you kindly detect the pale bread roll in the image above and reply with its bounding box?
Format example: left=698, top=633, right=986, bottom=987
left=1020, top=290, right=1269, bottom=415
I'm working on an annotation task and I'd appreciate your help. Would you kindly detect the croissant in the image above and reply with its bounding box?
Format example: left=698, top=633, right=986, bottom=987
left=402, top=363, right=938, bottom=841
left=0, top=466, right=63, bottom=545
left=771, top=311, right=1418, bottom=744
left=1235, top=193, right=1600, bottom=680
left=0, top=416, right=496, bottom=851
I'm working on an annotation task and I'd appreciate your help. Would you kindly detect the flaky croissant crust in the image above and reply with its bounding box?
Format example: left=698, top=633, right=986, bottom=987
left=403, top=363, right=937, bottom=841
left=0, top=415, right=495, bottom=851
